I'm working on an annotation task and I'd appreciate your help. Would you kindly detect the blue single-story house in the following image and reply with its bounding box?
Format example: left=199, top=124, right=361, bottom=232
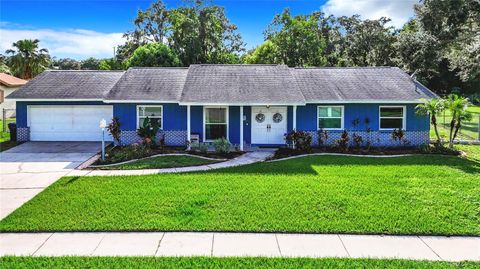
left=7, top=64, right=437, bottom=149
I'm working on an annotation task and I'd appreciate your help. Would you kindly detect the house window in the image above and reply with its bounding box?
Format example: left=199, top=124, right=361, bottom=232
left=318, top=106, right=343, bottom=130
left=204, top=107, right=228, bottom=141
left=137, top=105, right=162, bottom=129
left=379, top=106, right=405, bottom=130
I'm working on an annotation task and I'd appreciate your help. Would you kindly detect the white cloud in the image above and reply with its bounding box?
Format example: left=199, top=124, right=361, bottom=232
left=0, top=28, right=125, bottom=59
left=322, top=0, right=417, bottom=28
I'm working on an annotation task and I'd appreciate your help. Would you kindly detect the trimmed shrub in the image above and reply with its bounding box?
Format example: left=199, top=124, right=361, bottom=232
left=213, top=138, right=231, bottom=154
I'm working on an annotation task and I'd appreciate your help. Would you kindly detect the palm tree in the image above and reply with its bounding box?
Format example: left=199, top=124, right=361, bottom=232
left=5, top=39, right=50, bottom=79
left=416, top=98, right=444, bottom=145
left=445, top=94, right=472, bottom=148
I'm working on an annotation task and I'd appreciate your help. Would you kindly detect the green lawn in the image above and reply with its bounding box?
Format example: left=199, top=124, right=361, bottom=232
left=97, top=155, right=221, bottom=170
left=1, top=257, right=478, bottom=269
left=0, top=118, right=18, bottom=152
left=1, top=145, right=478, bottom=235
left=0, top=118, right=15, bottom=142
left=430, top=105, right=480, bottom=141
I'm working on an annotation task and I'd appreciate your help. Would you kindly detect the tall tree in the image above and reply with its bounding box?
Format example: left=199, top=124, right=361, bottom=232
left=126, top=43, right=181, bottom=68
left=125, top=0, right=169, bottom=44
left=167, top=0, right=244, bottom=65
left=53, top=58, right=81, bottom=70
left=337, top=16, right=396, bottom=67
left=5, top=39, right=50, bottom=79
left=412, top=0, right=480, bottom=94
left=122, top=0, right=244, bottom=65
left=243, top=40, right=279, bottom=64
left=80, top=57, right=101, bottom=70
left=99, top=58, right=125, bottom=70
left=265, top=9, right=327, bottom=67
left=394, top=20, right=440, bottom=80
left=0, top=54, right=11, bottom=74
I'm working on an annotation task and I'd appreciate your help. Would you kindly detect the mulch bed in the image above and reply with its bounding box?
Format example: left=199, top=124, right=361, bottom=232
left=269, top=146, right=462, bottom=160
left=94, top=145, right=244, bottom=165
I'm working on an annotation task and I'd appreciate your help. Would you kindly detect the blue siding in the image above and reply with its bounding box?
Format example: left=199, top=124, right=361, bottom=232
left=287, top=106, right=293, bottom=132
left=296, top=103, right=429, bottom=132
left=164, top=104, right=187, bottom=130
left=243, top=106, right=251, bottom=144
left=296, top=104, right=317, bottom=131
left=229, top=106, right=240, bottom=144
left=113, top=104, right=136, bottom=130
left=406, top=104, right=429, bottom=131
left=190, top=106, right=203, bottom=140
left=16, top=102, right=429, bottom=146
left=113, top=103, right=187, bottom=131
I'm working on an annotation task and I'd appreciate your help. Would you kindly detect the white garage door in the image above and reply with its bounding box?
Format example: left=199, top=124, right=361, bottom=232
left=29, top=105, right=113, bottom=141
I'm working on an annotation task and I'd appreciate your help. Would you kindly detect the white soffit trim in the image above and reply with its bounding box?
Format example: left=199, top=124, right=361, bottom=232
left=8, top=98, right=104, bottom=102
left=104, top=100, right=178, bottom=103
left=179, top=102, right=306, bottom=106
left=306, top=100, right=423, bottom=104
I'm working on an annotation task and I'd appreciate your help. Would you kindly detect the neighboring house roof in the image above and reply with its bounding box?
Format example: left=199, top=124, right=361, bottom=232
left=0, top=73, right=27, bottom=87
left=180, top=64, right=306, bottom=105
left=293, top=67, right=436, bottom=103
left=7, top=70, right=125, bottom=100
left=105, top=67, right=188, bottom=102
left=7, top=65, right=437, bottom=103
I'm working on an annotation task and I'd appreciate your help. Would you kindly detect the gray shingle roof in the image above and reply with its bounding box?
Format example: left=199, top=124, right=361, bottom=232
left=293, top=67, right=435, bottom=102
left=180, top=64, right=306, bottom=104
left=7, top=70, right=124, bottom=100
left=105, top=67, right=188, bottom=102
left=8, top=65, right=436, bottom=103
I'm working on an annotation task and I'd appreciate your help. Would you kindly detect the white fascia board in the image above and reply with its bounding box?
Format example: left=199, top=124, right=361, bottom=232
left=306, top=100, right=423, bottom=104
left=9, top=98, right=104, bottom=102
left=179, top=102, right=306, bottom=106
left=104, top=99, right=178, bottom=103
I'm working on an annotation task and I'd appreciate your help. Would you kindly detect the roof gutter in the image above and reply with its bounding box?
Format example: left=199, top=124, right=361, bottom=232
left=305, top=100, right=426, bottom=104
left=7, top=98, right=104, bottom=102
left=178, top=102, right=307, bottom=106
left=103, top=100, right=179, bottom=104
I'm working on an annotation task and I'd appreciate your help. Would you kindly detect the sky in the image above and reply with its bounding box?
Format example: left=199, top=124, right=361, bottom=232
left=0, top=0, right=418, bottom=60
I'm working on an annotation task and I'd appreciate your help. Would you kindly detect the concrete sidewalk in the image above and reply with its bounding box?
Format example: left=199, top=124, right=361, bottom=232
left=1, top=232, right=478, bottom=261
left=67, top=151, right=274, bottom=177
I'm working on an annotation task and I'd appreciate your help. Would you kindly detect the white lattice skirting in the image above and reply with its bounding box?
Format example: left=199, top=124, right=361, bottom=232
left=17, top=127, right=30, bottom=142
left=120, top=130, right=188, bottom=146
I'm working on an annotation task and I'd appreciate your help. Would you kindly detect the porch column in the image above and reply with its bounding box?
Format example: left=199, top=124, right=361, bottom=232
left=240, top=106, right=244, bottom=151
left=292, top=105, right=297, bottom=149
left=186, top=105, right=191, bottom=150
left=293, top=105, right=297, bottom=130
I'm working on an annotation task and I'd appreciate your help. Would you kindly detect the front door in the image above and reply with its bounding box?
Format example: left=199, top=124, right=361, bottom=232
left=251, top=106, right=287, bottom=145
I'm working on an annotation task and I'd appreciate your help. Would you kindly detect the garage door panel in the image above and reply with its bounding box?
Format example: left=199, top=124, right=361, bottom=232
left=29, top=105, right=113, bottom=141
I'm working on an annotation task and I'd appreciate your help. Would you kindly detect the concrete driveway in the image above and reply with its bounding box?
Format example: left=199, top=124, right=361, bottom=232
left=0, top=142, right=101, bottom=219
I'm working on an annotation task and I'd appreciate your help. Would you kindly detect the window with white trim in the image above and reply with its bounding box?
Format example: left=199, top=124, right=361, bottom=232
left=204, top=107, right=227, bottom=140
left=379, top=106, right=405, bottom=130
left=137, top=105, right=162, bottom=129
left=318, top=106, right=343, bottom=129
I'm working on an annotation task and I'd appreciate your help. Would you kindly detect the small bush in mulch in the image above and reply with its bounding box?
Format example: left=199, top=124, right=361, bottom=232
left=269, top=144, right=462, bottom=160
left=95, top=144, right=244, bottom=165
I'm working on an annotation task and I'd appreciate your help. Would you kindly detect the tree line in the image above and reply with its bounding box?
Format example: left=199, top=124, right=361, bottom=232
left=1, top=0, right=478, bottom=97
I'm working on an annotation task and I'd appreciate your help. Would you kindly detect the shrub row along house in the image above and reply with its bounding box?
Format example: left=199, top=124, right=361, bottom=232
left=7, top=64, right=437, bottom=149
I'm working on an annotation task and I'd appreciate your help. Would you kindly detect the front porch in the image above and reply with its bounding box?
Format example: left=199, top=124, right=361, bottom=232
left=185, top=105, right=299, bottom=151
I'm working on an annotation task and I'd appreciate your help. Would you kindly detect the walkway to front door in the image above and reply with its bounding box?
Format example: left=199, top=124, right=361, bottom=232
left=251, top=106, right=287, bottom=145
